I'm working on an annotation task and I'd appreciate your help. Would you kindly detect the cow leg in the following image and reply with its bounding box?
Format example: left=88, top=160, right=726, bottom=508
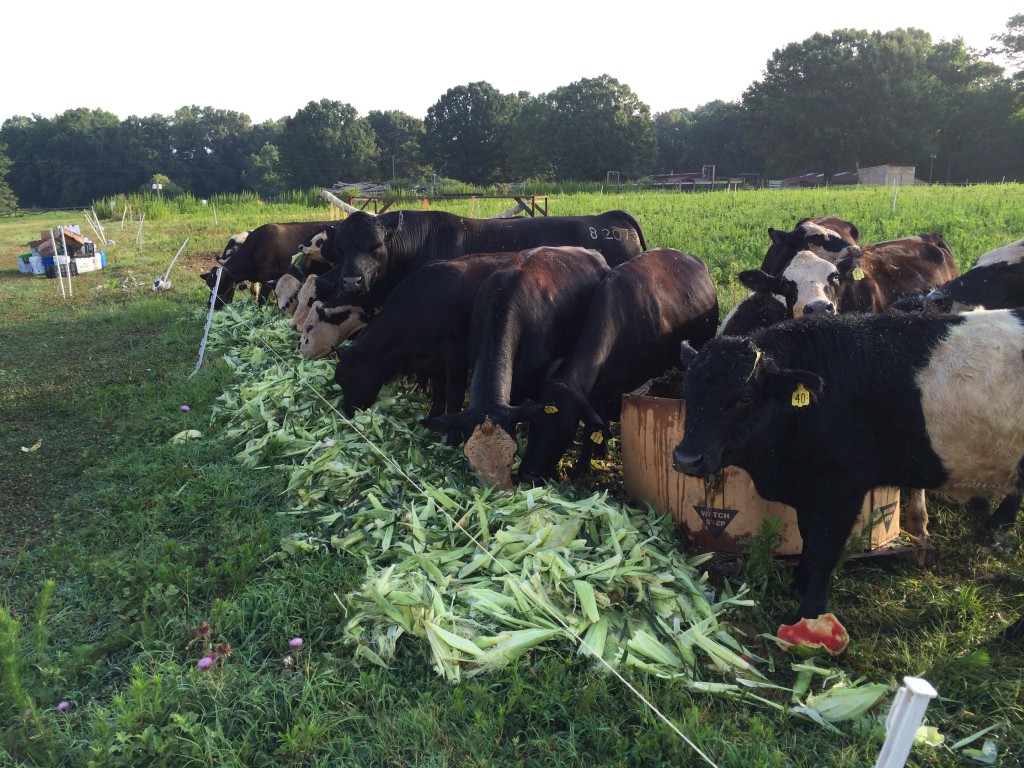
left=427, top=373, right=446, bottom=419
left=443, top=356, right=470, bottom=447
left=904, top=489, right=929, bottom=539
left=791, top=496, right=865, bottom=621
left=988, top=493, right=1021, bottom=532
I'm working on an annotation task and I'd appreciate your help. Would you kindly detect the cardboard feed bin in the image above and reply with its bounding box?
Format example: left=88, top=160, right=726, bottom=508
left=620, top=376, right=901, bottom=557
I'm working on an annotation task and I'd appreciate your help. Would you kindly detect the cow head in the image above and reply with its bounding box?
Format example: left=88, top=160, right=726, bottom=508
left=777, top=251, right=840, bottom=317
left=290, top=276, right=320, bottom=332
left=200, top=266, right=236, bottom=309
left=333, top=345, right=382, bottom=416
left=517, top=380, right=602, bottom=483
left=275, top=272, right=304, bottom=315
left=330, top=210, right=403, bottom=294
left=218, top=231, right=249, bottom=264
left=672, top=336, right=823, bottom=477
left=300, top=302, right=372, bottom=360
left=927, top=260, right=1024, bottom=313
left=298, top=228, right=333, bottom=264
left=761, top=217, right=859, bottom=275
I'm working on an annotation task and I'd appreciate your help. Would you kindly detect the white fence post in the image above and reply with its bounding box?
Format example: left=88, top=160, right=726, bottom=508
left=874, top=676, right=938, bottom=768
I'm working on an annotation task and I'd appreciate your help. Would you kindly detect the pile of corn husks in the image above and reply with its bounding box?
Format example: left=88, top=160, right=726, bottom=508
left=201, top=300, right=905, bottom=731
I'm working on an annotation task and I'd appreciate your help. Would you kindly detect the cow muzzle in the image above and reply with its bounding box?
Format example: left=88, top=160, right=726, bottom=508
left=672, top=445, right=713, bottom=477
left=801, top=300, right=836, bottom=316
left=342, top=275, right=367, bottom=293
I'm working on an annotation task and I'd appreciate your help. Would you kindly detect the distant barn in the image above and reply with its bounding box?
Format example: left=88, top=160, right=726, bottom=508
left=858, top=164, right=918, bottom=186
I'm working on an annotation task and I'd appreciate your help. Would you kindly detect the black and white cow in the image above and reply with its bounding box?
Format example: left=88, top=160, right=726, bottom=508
left=671, top=309, right=1024, bottom=636
left=421, top=246, right=612, bottom=487
left=760, top=216, right=860, bottom=275
left=927, top=238, right=1024, bottom=313
left=516, top=249, right=719, bottom=482
left=201, top=221, right=335, bottom=309
left=720, top=250, right=842, bottom=336
left=334, top=251, right=525, bottom=435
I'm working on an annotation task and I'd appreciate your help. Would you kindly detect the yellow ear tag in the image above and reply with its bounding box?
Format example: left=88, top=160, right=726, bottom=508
left=852, top=266, right=865, bottom=281
left=544, top=405, right=558, bottom=414
left=791, top=383, right=811, bottom=408
left=590, top=431, right=604, bottom=445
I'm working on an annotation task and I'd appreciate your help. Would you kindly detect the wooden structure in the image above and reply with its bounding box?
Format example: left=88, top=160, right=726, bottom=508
left=348, top=194, right=549, bottom=216
left=858, top=164, right=918, bottom=187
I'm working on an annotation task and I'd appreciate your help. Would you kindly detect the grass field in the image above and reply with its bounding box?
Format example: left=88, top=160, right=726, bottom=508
left=1, top=186, right=1023, bottom=767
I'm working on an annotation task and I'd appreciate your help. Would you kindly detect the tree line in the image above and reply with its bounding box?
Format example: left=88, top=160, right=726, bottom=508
left=1, top=20, right=1022, bottom=211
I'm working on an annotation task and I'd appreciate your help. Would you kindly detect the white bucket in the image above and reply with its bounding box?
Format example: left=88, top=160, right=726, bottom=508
left=29, top=254, right=45, bottom=275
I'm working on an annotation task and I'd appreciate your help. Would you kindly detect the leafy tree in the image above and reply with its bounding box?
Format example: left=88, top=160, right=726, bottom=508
left=926, top=39, right=1011, bottom=182
left=366, top=110, right=429, bottom=181
left=993, top=13, right=1024, bottom=84
left=0, top=142, right=17, bottom=211
left=654, top=109, right=695, bottom=174
left=423, top=82, right=520, bottom=184
left=165, top=106, right=263, bottom=197
left=277, top=100, right=379, bottom=189
left=531, top=75, right=656, bottom=181
left=506, top=95, right=557, bottom=181
left=655, top=102, right=764, bottom=178
left=743, top=29, right=952, bottom=179
left=242, top=143, right=286, bottom=198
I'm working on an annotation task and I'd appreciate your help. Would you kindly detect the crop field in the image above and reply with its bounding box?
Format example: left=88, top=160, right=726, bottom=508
left=1, top=185, right=1023, bottom=766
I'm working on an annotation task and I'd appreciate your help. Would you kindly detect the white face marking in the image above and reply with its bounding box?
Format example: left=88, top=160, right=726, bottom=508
left=298, top=303, right=369, bottom=359
left=290, top=276, right=319, bottom=332
left=299, top=231, right=327, bottom=258
left=275, top=274, right=303, bottom=314
left=973, top=238, right=1024, bottom=268
left=782, top=251, right=839, bottom=315
left=916, top=309, right=1024, bottom=495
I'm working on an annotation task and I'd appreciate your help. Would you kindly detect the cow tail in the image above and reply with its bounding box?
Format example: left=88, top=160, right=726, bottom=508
left=619, top=210, right=647, bottom=251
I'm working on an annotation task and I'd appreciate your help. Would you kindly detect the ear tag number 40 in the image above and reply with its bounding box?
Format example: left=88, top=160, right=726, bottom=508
left=792, top=383, right=811, bottom=408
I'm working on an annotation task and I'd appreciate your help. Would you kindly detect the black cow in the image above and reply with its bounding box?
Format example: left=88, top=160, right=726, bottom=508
left=200, top=221, right=335, bottom=309
left=927, top=238, right=1024, bottom=313
left=671, top=310, right=1024, bottom=636
left=314, top=209, right=646, bottom=301
left=760, top=216, right=860, bottom=275
left=835, top=233, right=959, bottom=313
left=334, top=251, right=525, bottom=436
left=516, top=249, right=719, bottom=482
left=421, top=246, right=612, bottom=487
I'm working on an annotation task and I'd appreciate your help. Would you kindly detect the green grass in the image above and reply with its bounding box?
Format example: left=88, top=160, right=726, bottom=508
left=1, top=189, right=1023, bottom=766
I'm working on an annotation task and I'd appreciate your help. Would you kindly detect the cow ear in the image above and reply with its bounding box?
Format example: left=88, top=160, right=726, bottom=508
left=679, top=340, right=699, bottom=370
left=385, top=211, right=403, bottom=242
left=766, top=369, right=824, bottom=407
left=779, top=277, right=798, bottom=313
left=767, top=227, right=784, bottom=245
left=740, top=269, right=778, bottom=292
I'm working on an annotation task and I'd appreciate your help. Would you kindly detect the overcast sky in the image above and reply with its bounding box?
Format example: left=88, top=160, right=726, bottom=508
left=3, top=1, right=1019, bottom=125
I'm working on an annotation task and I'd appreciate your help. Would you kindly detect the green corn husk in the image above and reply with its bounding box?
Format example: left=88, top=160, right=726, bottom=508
left=205, top=296, right=887, bottom=714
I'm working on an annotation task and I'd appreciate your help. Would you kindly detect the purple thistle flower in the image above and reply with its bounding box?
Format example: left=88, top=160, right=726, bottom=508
left=198, top=655, right=214, bottom=671
left=180, top=405, right=190, bottom=413
left=289, top=637, right=303, bottom=649
left=56, top=701, right=70, bottom=712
